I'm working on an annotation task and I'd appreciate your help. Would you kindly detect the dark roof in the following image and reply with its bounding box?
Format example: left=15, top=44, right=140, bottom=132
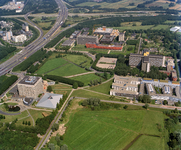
left=143, top=56, right=149, bottom=62
left=19, top=76, right=40, bottom=85
left=100, top=35, right=114, bottom=42
left=9, top=85, right=18, bottom=94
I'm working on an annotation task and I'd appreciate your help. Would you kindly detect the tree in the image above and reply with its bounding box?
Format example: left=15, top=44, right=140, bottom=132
left=123, top=105, right=128, bottom=109
left=144, top=103, right=149, bottom=109
left=52, top=123, right=59, bottom=132
left=104, top=72, right=108, bottom=80
left=73, top=82, right=78, bottom=89
left=47, top=86, right=53, bottom=92
left=22, top=121, right=24, bottom=125
left=60, top=144, right=68, bottom=150
left=163, top=100, right=168, bottom=105
left=25, top=121, right=27, bottom=125
left=174, top=102, right=179, bottom=107
left=28, top=121, right=31, bottom=126
left=48, top=143, right=55, bottom=150
left=99, top=78, right=102, bottom=84
left=90, top=80, right=93, bottom=86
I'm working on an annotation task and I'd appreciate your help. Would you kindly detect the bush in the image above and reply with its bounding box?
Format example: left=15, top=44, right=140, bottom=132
left=73, top=82, right=78, bottom=89
left=47, top=86, right=53, bottom=92
left=123, top=105, right=128, bottom=109
left=51, top=123, right=59, bottom=132
left=44, top=75, right=84, bottom=87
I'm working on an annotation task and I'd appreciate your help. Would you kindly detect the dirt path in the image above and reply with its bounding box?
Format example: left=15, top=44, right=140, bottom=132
left=64, top=71, right=95, bottom=78
left=44, top=63, right=69, bottom=75
left=27, top=109, right=35, bottom=126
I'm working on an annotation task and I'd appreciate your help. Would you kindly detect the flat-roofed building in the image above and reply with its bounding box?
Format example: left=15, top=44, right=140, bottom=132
left=110, top=75, right=140, bottom=98
left=129, top=52, right=165, bottom=72
left=94, top=26, right=113, bottom=35
left=12, top=34, right=27, bottom=43
left=172, top=71, right=177, bottom=81
left=61, top=39, right=75, bottom=47
left=77, top=35, right=98, bottom=45
left=170, top=26, right=180, bottom=32
left=17, top=76, right=43, bottom=99
left=119, top=32, right=125, bottom=41
left=100, top=35, right=114, bottom=44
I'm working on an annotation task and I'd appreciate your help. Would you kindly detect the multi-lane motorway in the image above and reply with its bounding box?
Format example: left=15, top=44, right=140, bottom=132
left=0, top=0, right=68, bottom=76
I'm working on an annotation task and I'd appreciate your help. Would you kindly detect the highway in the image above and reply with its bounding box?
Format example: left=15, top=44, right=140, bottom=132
left=0, top=0, right=68, bottom=76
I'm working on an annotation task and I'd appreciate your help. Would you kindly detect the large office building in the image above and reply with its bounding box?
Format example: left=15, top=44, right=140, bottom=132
left=119, top=32, right=125, bottom=41
left=17, top=76, right=43, bottom=99
left=110, top=75, right=140, bottom=98
left=94, top=26, right=113, bottom=35
left=77, top=35, right=98, bottom=45
left=129, top=51, right=165, bottom=72
left=12, top=34, right=27, bottom=42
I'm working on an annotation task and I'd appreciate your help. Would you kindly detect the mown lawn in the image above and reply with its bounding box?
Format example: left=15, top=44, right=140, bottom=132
left=128, top=135, right=164, bottom=150
left=63, top=108, right=165, bottom=150
left=63, top=54, right=92, bottom=68
left=70, top=73, right=105, bottom=86
left=87, top=79, right=113, bottom=94
left=36, top=58, right=68, bottom=74
left=28, top=109, right=51, bottom=122
left=47, top=63, right=88, bottom=76
left=71, top=89, right=122, bottom=101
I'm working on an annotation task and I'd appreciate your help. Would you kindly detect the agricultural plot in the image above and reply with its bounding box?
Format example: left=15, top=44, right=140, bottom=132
left=63, top=108, right=165, bottom=150
left=70, top=73, right=105, bottom=86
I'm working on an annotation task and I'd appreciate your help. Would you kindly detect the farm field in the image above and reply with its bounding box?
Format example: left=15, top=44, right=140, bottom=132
left=87, top=79, right=113, bottom=94
left=63, top=106, right=165, bottom=150
left=36, top=58, right=68, bottom=74
left=70, top=73, right=105, bottom=86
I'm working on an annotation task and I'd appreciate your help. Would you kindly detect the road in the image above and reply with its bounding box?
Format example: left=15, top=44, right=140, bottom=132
left=0, top=0, right=68, bottom=76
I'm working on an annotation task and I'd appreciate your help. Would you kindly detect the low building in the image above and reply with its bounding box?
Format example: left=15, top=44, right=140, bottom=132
left=17, top=76, right=43, bottom=99
left=172, top=71, right=177, bottom=81
left=3, top=31, right=13, bottom=41
left=110, top=75, right=140, bottom=98
left=36, top=93, right=63, bottom=109
left=86, top=42, right=122, bottom=50
left=12, top=34, right=27, bottom=42
left=70, top=31, right=81, bottom=39
left=170, top=26, right=180, bottom=32
left=119, top=32, right=125, bottom=41
left=23, top=97, right=33, bottom=105
left=77, top=35, right=98, bottom=45
left=94, top=26, right=113, bottom=35
left=100, top=35, right=114, bottom=44
left=61, top=39, right=75, bottom=47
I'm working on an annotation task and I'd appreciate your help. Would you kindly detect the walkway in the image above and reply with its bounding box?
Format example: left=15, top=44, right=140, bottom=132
left=64, top=71, right=95, bottom=78
left=27, top=109, right=35, bottom=126
left=0, top=110, right=20, bottom=115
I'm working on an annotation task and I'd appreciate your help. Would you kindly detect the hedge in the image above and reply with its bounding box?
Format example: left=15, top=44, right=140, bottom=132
left=44, top=75, right=84, bottom=87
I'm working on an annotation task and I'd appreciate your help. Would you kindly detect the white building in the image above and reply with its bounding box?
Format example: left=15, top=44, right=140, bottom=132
left=12, top=34, right=27, bottom=42
left=2, top=31, right=13, bottom=41
left=170, top=26, right=180, bottom=32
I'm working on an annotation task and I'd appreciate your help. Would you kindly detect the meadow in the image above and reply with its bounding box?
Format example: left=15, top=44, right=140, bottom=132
left=51, top=83, right=72, bottom=95
left=63, top=105, right=165, bottom=150
left=70, top=73, right=105, bottom=86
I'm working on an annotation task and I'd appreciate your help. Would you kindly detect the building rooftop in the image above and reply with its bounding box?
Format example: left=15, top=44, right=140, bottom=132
left=114, top=75, right=140, bottom=82
left=36, top=93, right=63, bottom=109
left=94, top=27, right=113, bottom=34
left=61, top=39, right=75, bottom=46
left=19, top=76, right=40, bottom=85
left=100, top=35, right=114, bottom=43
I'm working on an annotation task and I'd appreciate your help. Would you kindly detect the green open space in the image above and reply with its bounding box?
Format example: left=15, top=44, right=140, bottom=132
left=70, top=73, right=105, bottom=86
left=63, top=104, right=165, bottom=150
left=36, top=58, right=68, bottom=74
left=0, top=102, right=18, bottom=113
left=1, top=110, right=29, bottom=123
left=72, top=44, right=109, bottom=54
left=128, top=135, right=164, bottom=150
left=28, top=109, right=51, bottom=122
left=152, top=25, right=171, bottom=30
left=16, top=116, right=33, bottom=126
left=63, top=54, right=92, bottom=68
left=113, top=25, right=154, bottom=31
left=51, top=83, right=72, bottom=95
left=47, top=63, right=88, bottom=76
left=87, top=79, right=113, bottom=94
left=71, top=89, right=122, bottom=101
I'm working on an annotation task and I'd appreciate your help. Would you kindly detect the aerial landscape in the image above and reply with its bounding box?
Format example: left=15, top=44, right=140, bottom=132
left=1, top=0, right=181, bottom=149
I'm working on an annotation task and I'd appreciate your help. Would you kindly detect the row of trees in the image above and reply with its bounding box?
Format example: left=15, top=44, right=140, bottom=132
left=0, top=44, right=17, bottom=60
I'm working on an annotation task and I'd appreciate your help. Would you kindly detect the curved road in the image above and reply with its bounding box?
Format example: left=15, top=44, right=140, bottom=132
left=0, top=110, right=20, bottom=115
left=0, top=0, right=68, bottom=76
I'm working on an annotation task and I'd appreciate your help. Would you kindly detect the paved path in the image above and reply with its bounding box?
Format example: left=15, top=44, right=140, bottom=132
left=64, top=71, right=95, bottom=78
left=36, top=89, right=74, bottom=150
left=0, top=110, right=20, bottom=115
left=27, top=109, right=35, bottom=126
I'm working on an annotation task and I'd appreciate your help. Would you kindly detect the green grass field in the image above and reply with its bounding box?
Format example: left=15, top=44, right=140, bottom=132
left=63, top=107, right=165, bottom=150
left=51, top=83, right=72, bottom=95
left=87, top=79, right=113, bottom=94
left=128, top=135, right=164, bottom=150
left=1, top=110, right=29, bottom=123
left=36, top=58, right=68, bottom=74
left=113, top=25, right=154, bottom=31
left=71, top=89, right=122, bottom=101
left=63, top=54, right=92, bottom=68
left=28, top=109, right=51, bottom=122
left=47, top=63, right=87, bottom=76
left=152, top=25, right=170, bottom=30
left=70, top=73, right=105, bottom=86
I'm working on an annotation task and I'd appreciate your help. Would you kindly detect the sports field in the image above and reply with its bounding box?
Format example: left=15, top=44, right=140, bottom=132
left=63, top=107, right=165, bottom=150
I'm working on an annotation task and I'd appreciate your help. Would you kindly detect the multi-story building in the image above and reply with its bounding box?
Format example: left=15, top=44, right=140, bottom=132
left=77, top=35, right=98, bottom=45
left=129, top=52, right=165, bottom=72
left=119, top=32, right=125, bottom=41
left=12, top=34, right=27, bottom=42
left=2, top=30, right=13, bottom=41
left=94, top=26, right=113, bottom=35
left=110, top=75, right=140, bottom=98
left=22, top=23, right=29, bottom=32
left=17, top=76, right=43, bottom=99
